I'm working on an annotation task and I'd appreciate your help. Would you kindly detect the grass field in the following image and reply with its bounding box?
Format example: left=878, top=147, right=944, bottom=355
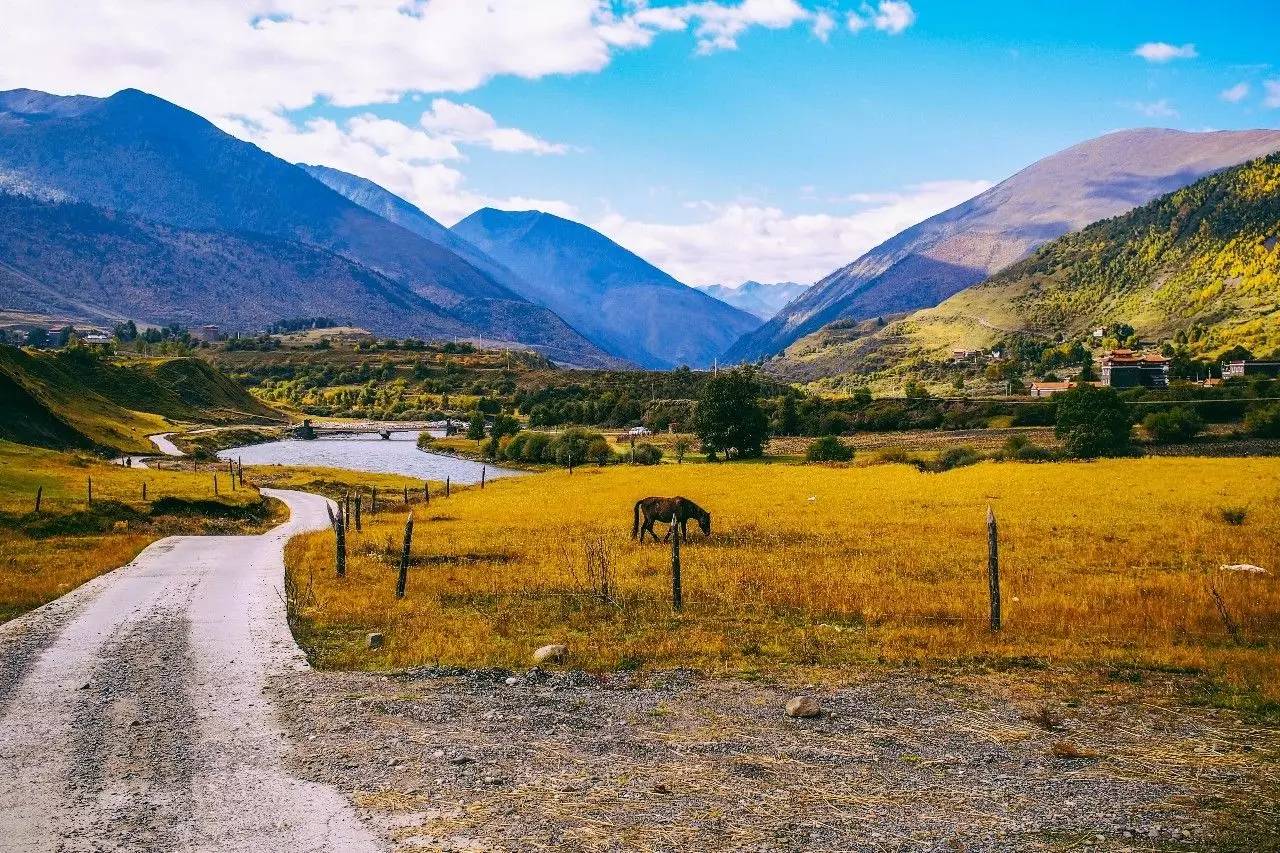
left=0, top=441, right=282, bottom=622
left=284, top=457, right=1280, bottom=713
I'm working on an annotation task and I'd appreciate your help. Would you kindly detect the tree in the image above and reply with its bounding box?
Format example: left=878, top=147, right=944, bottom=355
left=1054, top=385, right=1132, bottom=457
left=1142, top=407, right=1203, bottom=443
left=1078, top=357, right=1097, bottom=382
left=466, top=411, right=486, bottom=440
left=1245, top=403, right=1280, bottom=438
left=806, top=435, right=854, bottom=462
left=25, top=327, right=49, bottom=348
left=692, top=367, right=769, bottom=460
left=773, top=393, right=800, bottom=436
left=672, top=436, right=691, bottom=464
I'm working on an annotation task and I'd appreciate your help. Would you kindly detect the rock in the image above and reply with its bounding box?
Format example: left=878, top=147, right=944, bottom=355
left=366, top=632, right=385, bottom=650
left=785, top=696, right=823, bottom=718
left=533, top=644, right=568, bottom=665
left=1220, top=564, right=1267, bottom=574
left=504, top=676, right=519, bottom=686
left=482, top=775, right=506, bottom=785
left=653, top=782, right=672, bottom=794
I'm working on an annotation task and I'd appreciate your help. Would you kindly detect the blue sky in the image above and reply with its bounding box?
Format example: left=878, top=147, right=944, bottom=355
left=5, top=0, right=1279, bottom=284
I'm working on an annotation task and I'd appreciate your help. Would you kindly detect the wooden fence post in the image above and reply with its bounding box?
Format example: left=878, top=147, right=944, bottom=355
left=228, top=459, right=236, bottom=490
left=567, top=449, right=574, bottom=474
left=671, top=513, right=683, bottom=612
left=142, top=482, right=147, bottom=501
left=354, top=495, right=362, bottom=532
left=395, top=513, right=414, bottom=599
left=34, top=486, right=42, bottom=513
left=87, top=476, right=92, bottom=506
left=237, top=457, right=243, bottom=485
left=481, top=465, right=486, bottom=489
left=445, top=477, right=451, bottom=498
left=404, top=485, right=410, bottom=505
left=213, top=474, right=219, bottom=496
left=987, top=506, right=1001, bottom=631
left=326, top=503, right=346, bottom=578
left=423, top=482, right=429, bottom=505
left=371, top=487, right=378, bottom=514
left=343, top=493, right=351, bottom=530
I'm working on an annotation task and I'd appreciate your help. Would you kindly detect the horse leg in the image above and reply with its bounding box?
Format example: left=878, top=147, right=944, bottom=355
left=644, top=518, right=660, bottom=543
left=681, top=519, right=689, bottom=543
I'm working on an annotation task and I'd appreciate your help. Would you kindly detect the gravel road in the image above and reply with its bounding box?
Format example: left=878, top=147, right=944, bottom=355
left=148, top=433, right=185, bottom=456
left=0, top=489, right=383, bottom=852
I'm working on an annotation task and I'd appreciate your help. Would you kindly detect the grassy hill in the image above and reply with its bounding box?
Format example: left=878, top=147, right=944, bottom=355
left=0, top=346, right=283, bottom=451
left=773, top=151, right=1280, bottom=392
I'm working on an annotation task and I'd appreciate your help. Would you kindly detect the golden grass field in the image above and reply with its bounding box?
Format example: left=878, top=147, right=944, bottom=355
left=284, top=457, right=1279, bottom=710
left=0, top=440, right=279, bottom=621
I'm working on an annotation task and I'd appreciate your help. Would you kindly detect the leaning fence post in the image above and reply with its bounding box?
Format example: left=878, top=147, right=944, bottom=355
left=396, top=513, right=414, bottom=599
left=142, top=482, right=147, bottom=501
left=34, top=486, right=42, bottom=513
left=671, top=514, right=683, bottom=612
left=327, top=503, right=347, bottom=578
left=987, top=506, right=1001, bottom=631
left=228, top=459, right=236, bottom=490
left=354, top=494, right=362, bottom=532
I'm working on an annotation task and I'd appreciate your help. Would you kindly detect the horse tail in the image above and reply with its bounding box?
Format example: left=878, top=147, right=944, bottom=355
left=632, top=500, right=642, bottom=539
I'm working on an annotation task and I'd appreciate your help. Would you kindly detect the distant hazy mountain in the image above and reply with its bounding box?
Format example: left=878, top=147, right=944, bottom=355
left=725, top=128, right=1280, bottom=363
left=697, top=281, right=810, bottom=320
left=453, top=209, right=761, bottom=369
left=0, top=88, right=614, bottom=366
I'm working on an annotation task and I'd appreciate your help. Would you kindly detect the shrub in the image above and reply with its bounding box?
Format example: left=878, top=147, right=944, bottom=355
left=632, top=443, right=664, bottom=465
left=1142, top=406, right=1203, bottom=443
left=806, top=435, right=854, bottom=462
left=1219, top=506, right=1248, bottom=526
left=1244, top=403, right=1280, bottom=438
left=1054, top=385, right=1132, bottom=458
left=923, top=446, right=984, bottom=472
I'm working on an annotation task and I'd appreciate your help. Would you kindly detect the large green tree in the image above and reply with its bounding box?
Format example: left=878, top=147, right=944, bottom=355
left=1054, top=385, right=1132, bottom=457
left=693, top=367, right=769, bottom=459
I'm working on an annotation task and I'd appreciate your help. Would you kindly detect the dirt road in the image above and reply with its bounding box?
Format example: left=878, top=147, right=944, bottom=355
left=148, top=432, right=185, bottom=456
left=0, top=489, right=383, bottom=852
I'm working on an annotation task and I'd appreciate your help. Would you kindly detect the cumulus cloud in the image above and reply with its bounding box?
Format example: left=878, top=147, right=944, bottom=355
left=848, top=1, right=916, bottom=35
left=1266, top=80, right=1280, bottom=109
left=419, top=99, right=569, bottom=154
left=593, top=179, right=992, bottom=285
left=1220, top=82, right=1251, bottom=103
left=0, top=0, right=852, bottom=122
left=1133, top=42, right=1198, bottom=63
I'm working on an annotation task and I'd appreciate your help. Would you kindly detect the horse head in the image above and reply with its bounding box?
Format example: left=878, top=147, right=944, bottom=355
left=698, top=511, right=712, bottom=536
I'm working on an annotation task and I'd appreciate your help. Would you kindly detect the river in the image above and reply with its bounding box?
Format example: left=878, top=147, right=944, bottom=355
left=216, top=430, right=520, bottom=484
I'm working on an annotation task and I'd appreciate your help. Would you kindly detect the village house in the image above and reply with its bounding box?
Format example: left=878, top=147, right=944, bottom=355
left=189, top=324, right=221, bottom=343
left=1029, top=380, right=1077, bottom=398
left=951, top=349, right=984, bottom=365
left=1223, top=360, right=1280, bottom=379
left=1100, top=349, right=1170, bottom=389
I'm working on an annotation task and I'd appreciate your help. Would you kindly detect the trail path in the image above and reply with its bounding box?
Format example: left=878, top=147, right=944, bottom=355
left=148, top=432, right=185, bottom=456
left=0, top=489, right=383, bottom=852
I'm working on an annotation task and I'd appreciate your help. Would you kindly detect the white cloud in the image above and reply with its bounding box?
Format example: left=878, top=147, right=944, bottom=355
left=593, top=179, right=992, bottom=285
left=1128, top=99, right=1179, bottom=118
left=0, top=0, right=846, bottom=123
left=1220, top=82, right=1251, bottom=103
left=811, top=10, right=836, bottom=42
left=1133, top=42, right=1198, bottom=63
left=419, top=99, right=568, bottom=154
left=849, top=1, right=916, bottom=35
left=1265, top=80, right=1280, bottom=109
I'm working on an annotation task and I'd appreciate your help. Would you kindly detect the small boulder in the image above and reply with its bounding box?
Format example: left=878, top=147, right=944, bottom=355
left=1221, top=564, right=1267, bottom=574
left=533, top=644, right=568, bottom=665
left=785, top=696, right=823, bottom=719
left=366, top=632, right=384, bottom=650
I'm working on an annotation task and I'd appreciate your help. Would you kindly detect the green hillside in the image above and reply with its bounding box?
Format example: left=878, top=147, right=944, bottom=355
left=0, top=346, right=283, bottom=451
left=773, top=151, right=1280, bottom=392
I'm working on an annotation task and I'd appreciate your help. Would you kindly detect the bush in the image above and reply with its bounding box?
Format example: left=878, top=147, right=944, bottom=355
left=1054, top=385, right=1132, bottom=458
left=1244, top=403, right=1280, bottom=438
left=806, top=435, right=854, bottom=462
left=922, top=446, right=984, bottom=472
left=1142, top=406, right=1203, bottom=443
left=632, top=443, right=664, bottom=465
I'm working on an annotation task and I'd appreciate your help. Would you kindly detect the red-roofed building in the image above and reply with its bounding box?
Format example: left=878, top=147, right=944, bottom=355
left=1101, top=349, right=1170, bottom=389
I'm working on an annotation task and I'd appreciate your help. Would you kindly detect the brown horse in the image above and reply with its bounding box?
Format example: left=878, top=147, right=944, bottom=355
left=632, top=496, right=711, bottom=543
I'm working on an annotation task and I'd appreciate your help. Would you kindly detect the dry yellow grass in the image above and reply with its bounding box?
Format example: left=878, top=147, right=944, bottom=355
left=0, top=440, right=278, bottom=621
left=286, top=458, right=1279, bottom=704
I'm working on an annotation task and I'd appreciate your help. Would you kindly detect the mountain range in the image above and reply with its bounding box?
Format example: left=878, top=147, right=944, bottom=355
left=696, top=281, right=810, bottom=320
left=725, top=128, right=1280, bottom=364
left=0, top=88, right=642, bottom=367
left=453, top=209, right=760, bottom=369
left=771, top=150, right=1280, bottom=389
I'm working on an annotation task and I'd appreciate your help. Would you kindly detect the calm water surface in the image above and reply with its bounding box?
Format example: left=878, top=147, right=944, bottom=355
left=216, top=431, right=520, bottom=484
